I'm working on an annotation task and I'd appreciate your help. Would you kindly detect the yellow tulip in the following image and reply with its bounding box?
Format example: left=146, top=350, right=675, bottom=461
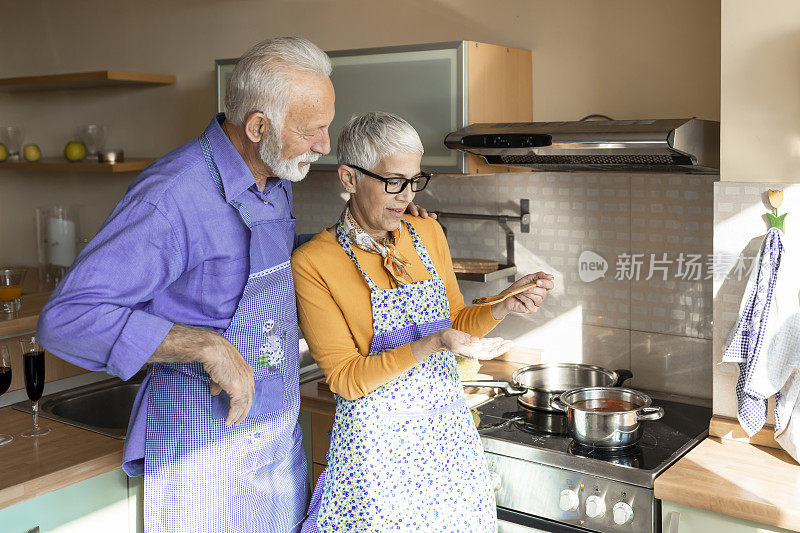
left=768, top=189, right=784, bottom=210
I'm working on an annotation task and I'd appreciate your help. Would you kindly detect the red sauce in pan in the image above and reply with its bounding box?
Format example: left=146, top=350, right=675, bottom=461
left=571, top=399, right=639, bottom=412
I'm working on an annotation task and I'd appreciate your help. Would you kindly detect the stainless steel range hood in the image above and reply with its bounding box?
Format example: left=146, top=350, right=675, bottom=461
left=444, top=118, right=719, bottom=174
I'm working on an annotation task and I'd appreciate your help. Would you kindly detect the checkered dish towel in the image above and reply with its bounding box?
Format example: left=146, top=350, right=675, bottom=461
left=722, top=227, right=800, bottom=457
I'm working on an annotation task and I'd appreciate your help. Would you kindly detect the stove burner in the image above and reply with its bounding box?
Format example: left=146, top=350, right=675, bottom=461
left=568, top=441, right=645, bottom=468
left=513, top=405, right=568, bottom=436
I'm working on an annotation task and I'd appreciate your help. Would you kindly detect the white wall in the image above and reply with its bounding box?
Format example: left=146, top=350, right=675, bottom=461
left=721, top=0, right=800, bottom=183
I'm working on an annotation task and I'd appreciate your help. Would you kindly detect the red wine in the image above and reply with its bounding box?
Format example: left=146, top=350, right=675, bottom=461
left=0, top=367, right=11, bottom=395
left=24, top=351, right=45, bottom=402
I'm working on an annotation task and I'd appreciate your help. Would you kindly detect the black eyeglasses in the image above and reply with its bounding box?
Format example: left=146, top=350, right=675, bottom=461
left=345, top=164, right=432, bottom=194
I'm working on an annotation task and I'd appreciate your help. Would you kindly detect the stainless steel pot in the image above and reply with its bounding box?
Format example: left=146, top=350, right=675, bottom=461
left=462, top=363, right=633, bottom=412
left=549, top=387, right=664, bottom=449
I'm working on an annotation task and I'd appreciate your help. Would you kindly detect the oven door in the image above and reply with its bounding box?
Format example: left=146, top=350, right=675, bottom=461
left=498, top=507, right=596, bottom=533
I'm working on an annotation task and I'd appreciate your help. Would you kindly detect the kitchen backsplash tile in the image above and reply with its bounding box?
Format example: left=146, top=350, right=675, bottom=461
left=629, top=175, right=714, bottom=339
left=293, top=169, right=714, bottom=400
left=630, top=330, right=712, bottom=399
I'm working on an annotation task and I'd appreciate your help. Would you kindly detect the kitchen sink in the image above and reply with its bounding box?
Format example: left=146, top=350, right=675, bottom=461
left=12, top=374, right=144, bottom=440
left=11, top=361, right=322, bottom=440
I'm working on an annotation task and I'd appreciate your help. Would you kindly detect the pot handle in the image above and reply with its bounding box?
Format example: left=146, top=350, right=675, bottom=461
left=636, top=406, right=664, bottom=422
left=549, top=396, right=569, bottom=412
left=612, top=369, right=634, bottom=387
left=461, top=380, right=526, bottom=396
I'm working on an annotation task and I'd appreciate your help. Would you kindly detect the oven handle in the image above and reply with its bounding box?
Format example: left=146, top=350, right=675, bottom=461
left=497, top=506, right=594, bottom=532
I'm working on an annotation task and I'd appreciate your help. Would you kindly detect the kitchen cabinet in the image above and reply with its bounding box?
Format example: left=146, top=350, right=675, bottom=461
left=661, top=501, right=796, bottom=533
left=217, top=41, right=532, bottom=174
left=0, top=468, right=137, bottom=533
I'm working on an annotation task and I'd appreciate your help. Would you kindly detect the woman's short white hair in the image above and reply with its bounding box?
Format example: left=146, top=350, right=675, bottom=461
left=224, top=37, right=332, bottom=129
left=337, top=111, right=424, bottom=178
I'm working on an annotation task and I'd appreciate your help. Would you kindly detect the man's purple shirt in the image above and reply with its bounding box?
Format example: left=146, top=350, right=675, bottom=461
left=39, top=115, right=296, bottom=378
left=37, top=115, right=304, bottom=474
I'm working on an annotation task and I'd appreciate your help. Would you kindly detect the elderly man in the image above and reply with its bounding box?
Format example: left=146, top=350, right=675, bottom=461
left=38, top=37, right=341, bottom=533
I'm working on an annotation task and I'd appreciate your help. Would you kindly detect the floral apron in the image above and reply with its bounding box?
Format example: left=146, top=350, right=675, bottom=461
left=143, top=132, right=308, bottom=533
left=302, top=219, right=496, bottom=532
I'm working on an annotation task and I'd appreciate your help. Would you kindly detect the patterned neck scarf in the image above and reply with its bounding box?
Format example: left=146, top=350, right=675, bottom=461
left=339, top=204, right=414, bottom=286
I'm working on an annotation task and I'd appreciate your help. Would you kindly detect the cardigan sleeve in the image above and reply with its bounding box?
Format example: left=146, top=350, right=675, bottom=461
left=291, top=247, right=419, bottom=400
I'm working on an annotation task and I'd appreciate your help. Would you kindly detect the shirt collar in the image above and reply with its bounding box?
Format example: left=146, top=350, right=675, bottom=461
left=204, top=113, right=281, bottom=202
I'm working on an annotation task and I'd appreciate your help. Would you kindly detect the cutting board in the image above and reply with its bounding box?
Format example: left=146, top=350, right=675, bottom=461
left=452, top=258, right=499, bottom=274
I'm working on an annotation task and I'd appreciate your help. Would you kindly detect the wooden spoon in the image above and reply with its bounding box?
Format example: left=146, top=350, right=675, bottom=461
left=471, top=281, right=539, bottom=306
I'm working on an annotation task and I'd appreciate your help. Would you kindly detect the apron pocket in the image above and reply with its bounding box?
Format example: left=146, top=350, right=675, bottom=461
left=211, top=372, right=285, bottom=420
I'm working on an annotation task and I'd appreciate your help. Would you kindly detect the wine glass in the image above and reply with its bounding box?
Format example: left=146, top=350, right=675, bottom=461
left=0, top=346, right=13, bottom=446
left=19, top=335, right=50, bottom=437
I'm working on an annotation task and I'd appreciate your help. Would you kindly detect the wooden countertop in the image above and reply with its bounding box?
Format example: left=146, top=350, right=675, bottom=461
left=0, top=407, right=123, bottom=510
left=300, top=357, right=537, bottom=416
left=654, top=436, right=800, bottom=531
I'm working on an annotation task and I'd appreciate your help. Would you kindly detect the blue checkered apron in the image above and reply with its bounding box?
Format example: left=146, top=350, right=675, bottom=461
left=143, top=133, right=309, bottom=533
left=301, top=220, right=496, bottom=532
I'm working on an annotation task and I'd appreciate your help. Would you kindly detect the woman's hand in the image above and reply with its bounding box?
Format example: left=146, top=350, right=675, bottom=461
left=437, top=328, right=514, bottom=360
left=490, top=272, right=555, bottom=320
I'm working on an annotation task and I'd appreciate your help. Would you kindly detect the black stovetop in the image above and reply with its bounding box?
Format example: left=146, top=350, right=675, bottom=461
left=474, top=394, right=711, bottom=474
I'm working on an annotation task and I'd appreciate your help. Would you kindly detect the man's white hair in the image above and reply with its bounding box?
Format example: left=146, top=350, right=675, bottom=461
left=224, top=37, right=332, bottom=129
left=337, top=111, right=424, bottom=180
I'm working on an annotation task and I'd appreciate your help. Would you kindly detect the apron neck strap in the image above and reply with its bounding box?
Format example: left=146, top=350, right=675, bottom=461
left=336, top=221, right=380, bottom=292
left=404, top=221, right=440, bottom=280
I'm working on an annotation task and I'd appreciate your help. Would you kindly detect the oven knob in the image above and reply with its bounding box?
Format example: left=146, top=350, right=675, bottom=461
left=585, top=495, right=606, bottom=518
left=613, top=502, right=634, bottom=525
left=488, top=471, right=502, bottom=491
left=558, top=489, right=579, bottom=512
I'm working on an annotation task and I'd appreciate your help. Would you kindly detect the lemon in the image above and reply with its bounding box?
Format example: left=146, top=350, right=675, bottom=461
left=0, top=143, right=7, bottom=162
left=64, top=141, right=85, bottom=162
left=23, top=144, right=42, bottom=162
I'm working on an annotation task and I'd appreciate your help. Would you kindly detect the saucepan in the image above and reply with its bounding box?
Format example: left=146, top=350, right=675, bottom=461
left=549, top=387, right=664, bottom=449
left=461, top=362, right=633, bottom=412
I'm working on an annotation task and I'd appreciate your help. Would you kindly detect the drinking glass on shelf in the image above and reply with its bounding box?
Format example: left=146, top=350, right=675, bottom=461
left=0, top=346, right=13, bottom=446
left=19, top=335, right=50, bottom=437
left=0, top=267, right=26, bottom=315
left=77, top=124, right=109, bottom=160
left=1, top=126, right=23, bottom=161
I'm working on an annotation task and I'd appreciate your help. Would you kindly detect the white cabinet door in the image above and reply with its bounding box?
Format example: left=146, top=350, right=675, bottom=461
left=662, top=501, right=795, bottom=533
left=0, top=469, right=131, bottom=533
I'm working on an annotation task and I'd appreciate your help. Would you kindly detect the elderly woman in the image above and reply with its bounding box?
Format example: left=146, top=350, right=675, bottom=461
left=293, top=112, right=553, bottom=532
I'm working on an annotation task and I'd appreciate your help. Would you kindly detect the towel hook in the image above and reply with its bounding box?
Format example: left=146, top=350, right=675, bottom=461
left=767, top=189, right=788, bottom=232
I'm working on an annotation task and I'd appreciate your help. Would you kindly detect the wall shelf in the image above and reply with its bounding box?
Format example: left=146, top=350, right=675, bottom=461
left=438, top=199, right=530, bottom=283
left=0, top=159, right=153, bottom=173
left=0, top=70, right=175, bottom=92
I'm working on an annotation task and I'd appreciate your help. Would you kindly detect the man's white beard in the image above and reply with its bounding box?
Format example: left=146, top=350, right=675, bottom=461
left=259, top=125, right=320, bottom=182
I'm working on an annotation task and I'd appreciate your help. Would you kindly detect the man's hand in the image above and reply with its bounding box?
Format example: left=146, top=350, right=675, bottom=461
left=150, top=324, right=254, bottom=426
left=405, top=202, right=437, bottom=219
left=490, top=272, right=555, bottom=320
left=201, top=334, right=254, bottom=426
